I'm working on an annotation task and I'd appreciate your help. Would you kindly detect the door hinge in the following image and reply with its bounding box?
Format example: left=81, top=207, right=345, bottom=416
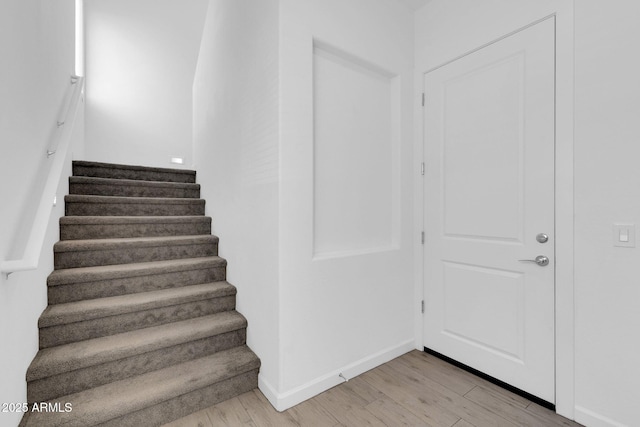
left=421, top=162, right=425, bottom=176
left=421, top=231, right=425, bottom=245
left=421, top=92, right=425, bottom=106
left=421, top=300, right=425, bottom=314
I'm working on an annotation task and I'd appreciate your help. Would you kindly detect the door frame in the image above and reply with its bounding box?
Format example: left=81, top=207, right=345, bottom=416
left=414, top=5, right=575, bottom=419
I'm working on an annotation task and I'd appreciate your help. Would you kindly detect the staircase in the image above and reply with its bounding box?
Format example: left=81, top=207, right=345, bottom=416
left=21, top=161, right=260, bottom=427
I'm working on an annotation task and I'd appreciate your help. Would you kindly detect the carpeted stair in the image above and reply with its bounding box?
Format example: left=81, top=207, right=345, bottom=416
left=20, top=161, right=260, bottom=427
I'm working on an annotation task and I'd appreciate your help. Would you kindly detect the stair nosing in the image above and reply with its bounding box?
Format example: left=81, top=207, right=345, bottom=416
left=47, top=256, right=227, bottom=286
left=64, top=194, right=205, bottom=205
left=40, top=282, right=236, bottom=327
left=73, top=160, right=196, bottom=177
left=27, top=163, right=259, bottom=423
left=26, top=346, right=258, bottom=427
left=28, top=312, right=248, bottom=381
left=69, top=176, right=201, bottom=190
left=60, top=216, right=211, bottom=225
left=53, top=235, right=219, bottom=253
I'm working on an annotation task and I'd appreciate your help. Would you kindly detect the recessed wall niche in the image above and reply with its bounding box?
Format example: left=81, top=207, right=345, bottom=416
left=312, top=41, right=401, bottom=259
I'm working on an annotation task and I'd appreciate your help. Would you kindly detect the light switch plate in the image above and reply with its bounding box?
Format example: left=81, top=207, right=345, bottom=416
left=613, top=224, right=635, bottom=247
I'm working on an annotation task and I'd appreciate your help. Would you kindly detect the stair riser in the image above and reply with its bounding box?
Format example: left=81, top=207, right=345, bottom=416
left=60, top=221, right=212, bottom=240
left=73, top=164, right=196, bottom=183
left=48, top=267, right=227, bottom=304
left=26, top=162, right=261, bottom=425
left=29, top=329, right=247, bottom=403
left=54, top=242, right=218, bottom=269
left=100, top=370, right=259, bottom=427
left=65, top=201, right=205, bottom=216
left=39, top=296, right=236, bottom=348
left=69, top=182, right=200, bottom=199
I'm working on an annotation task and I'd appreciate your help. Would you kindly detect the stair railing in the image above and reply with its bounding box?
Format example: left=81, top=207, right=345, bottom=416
left=1, top=75, right=85, bottom=278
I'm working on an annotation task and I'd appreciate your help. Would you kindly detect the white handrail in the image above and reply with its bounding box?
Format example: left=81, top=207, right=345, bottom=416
left=1, top=75, right=85, bottom=278
left=47, top=75, right=80, bottom=157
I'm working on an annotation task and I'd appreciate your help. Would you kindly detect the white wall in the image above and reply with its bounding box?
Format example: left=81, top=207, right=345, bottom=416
left=84, top=0, right=208, bottom=169
left=275, top=0, right=415, bottom=409
left=416, top=0, right=639, bottom=425
left=573, top=2, right=640, bottom=426
left=0, top=1, right=77, bottom=426
left=192, top=0, right=281, bottom=405
left=415, top=0, right=576, bottom=416
left=193, top=0, right=415, bottom=411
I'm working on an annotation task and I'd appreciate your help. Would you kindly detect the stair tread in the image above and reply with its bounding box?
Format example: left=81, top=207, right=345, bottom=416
left=48, top=256, right=227, bottom=286
left=40, top=282, right=236, bottom=327
left=28, top=311, right=248, bottom=381
left=54, top=235, right=218, bottom=253
left=65, top=194, right=205, bottom=205
left=60, top=216, right=211, bottom=225
left=73, top=160, right=196, bottom=178
left=70, top=176, right=200, bottom=189
left=27, top=162, right=259, bottom=423
left=25, top=346, right=259, bottom=427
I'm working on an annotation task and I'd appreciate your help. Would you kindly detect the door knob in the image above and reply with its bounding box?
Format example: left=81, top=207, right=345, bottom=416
left=518, top=255, right=549, bottom=266
left=536, top=233, right=549, bottom=243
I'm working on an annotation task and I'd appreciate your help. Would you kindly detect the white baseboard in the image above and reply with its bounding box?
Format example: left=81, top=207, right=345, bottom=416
left=575, top=406, right=628, bottom=427
left=258, top=339, right=415, bottom=412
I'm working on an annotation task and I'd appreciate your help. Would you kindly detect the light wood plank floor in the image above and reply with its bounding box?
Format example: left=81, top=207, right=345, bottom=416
left=163, top=350, right=583, bottom=427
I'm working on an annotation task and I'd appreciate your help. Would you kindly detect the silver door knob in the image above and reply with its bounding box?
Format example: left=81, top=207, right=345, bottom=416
left=536, top=233, right=549, bottom=243
left=518, top=255, right=549, bottom=266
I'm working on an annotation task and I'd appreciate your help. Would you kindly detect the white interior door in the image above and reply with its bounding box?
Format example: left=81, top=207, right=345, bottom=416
left=422, top=18, right=556, bottom=403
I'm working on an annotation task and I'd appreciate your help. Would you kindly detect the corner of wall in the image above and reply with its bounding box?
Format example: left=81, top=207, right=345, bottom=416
left=192, top=0, right=282, bottom=408
left=261, top=340, right=415, bottom=412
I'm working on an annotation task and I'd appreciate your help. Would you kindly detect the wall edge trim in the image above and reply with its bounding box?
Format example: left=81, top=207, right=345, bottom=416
left=258, top=339, right=414, bottom=412
left=575, top=406, right=628, bottom=427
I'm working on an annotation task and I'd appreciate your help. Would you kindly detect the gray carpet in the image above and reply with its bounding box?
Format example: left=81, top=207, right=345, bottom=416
left=21, top=161, right=260, bottom=427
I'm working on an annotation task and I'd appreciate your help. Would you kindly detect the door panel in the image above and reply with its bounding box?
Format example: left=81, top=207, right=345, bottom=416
left=443, top=53, right=524, bottom=241
left=423, top=18, right=556, bottom=402
left=442, top=261, right=524, bottom=360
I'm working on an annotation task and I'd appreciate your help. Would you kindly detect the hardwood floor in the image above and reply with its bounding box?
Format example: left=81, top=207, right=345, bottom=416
left=162, top=350, right=583, bottom=427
